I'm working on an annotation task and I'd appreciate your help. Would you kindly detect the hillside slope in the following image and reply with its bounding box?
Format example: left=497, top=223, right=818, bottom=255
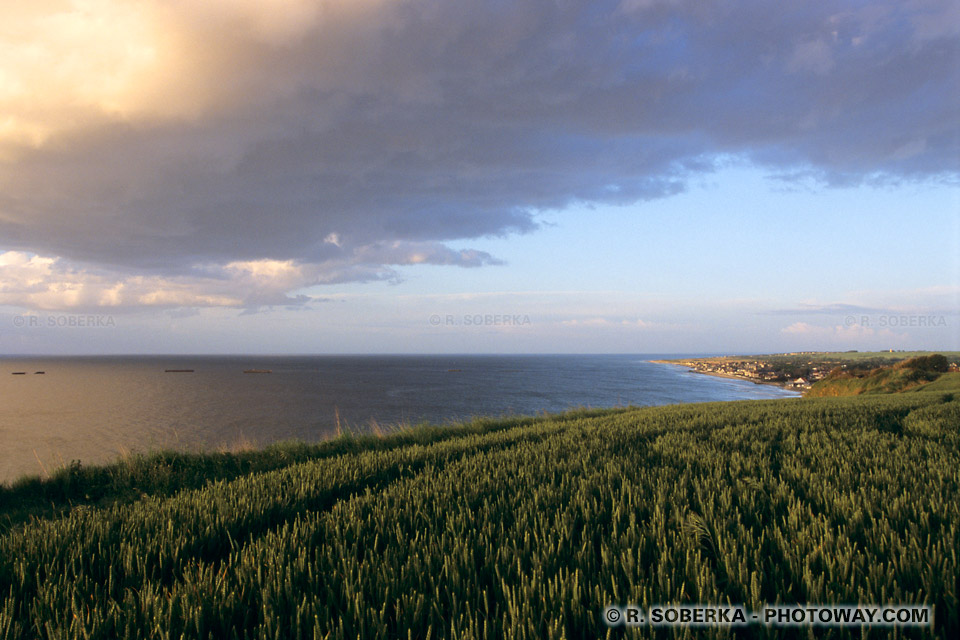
left=807, top=353, right=954, bottom=397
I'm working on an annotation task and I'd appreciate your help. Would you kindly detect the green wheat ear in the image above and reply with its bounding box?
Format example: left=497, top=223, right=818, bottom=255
left=682, top=511, right=717, bottom=556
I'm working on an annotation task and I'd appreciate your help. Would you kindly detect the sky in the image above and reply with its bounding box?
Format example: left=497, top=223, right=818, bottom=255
left=0, top=0, right=958, bottom=355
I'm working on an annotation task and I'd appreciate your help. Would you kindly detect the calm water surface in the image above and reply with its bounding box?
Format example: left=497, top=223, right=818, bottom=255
left=0, top=354, right=798, bottom=483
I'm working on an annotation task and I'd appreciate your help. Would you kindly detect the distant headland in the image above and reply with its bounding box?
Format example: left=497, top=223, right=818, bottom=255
left=651, top=350, right=960, bottom=394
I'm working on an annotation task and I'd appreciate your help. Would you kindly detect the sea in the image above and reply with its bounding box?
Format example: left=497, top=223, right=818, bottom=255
left=0, top=354, right=798, bottom=484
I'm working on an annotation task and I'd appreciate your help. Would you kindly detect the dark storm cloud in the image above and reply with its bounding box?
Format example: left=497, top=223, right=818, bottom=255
left=0, top=0, right=956, bottom=281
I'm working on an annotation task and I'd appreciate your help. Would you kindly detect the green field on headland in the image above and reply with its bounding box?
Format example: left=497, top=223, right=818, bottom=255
left=1, top=389, right=958, bottom=639
left=808, top=354, right=960, bottom=397
left=657, top=350, right=960, bottom=391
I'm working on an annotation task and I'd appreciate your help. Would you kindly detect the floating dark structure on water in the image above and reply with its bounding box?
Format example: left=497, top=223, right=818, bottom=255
left=243, top=369, right=272, bottom=374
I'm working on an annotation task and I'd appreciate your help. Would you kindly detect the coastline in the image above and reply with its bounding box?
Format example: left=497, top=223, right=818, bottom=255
left=649, top=359, right=800, bottom=392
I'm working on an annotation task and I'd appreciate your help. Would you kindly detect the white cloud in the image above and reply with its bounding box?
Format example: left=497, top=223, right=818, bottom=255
left=0, top=244, right=503, bottom=311
left=0, top=250, right=247, bottom=310
left=779, top=285, right=960, bottom=318
left=788, top=39, right=835, bottom=75
left=780, top=321, right=905, bottom=344
left=558, top=317, right=679, bottom=330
